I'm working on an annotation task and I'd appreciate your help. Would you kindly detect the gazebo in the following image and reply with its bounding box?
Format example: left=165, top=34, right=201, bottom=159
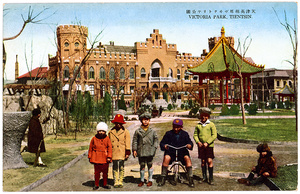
left=274, top=84, right=295, bottom=102
left=188, top=27, right=265, bottom=105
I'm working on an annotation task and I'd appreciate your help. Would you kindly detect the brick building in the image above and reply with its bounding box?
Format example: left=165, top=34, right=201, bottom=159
left=48, top=25, right=221, bottom=105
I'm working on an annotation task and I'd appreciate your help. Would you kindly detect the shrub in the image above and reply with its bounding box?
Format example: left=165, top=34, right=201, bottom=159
left=220, top=104, right=230, bottom=116
left=270, top=101, right=276, bottom=109
left=230, top=104, right=240, bottom=115
left=248, top=103, right=258, bottom=115
left=290, top=102, right=295, bottom=109
left=208, top=103, right=216, bottom=110
left=189, top=105, right=199, bottom=118
left=167, top=104, right=173, bottom=111
left=244, top=104, right=249, bottom=111
left=277, top=101, right=285, bottom=109
left=285, top=100, right=291, bottom=109
left=259, top=101, right=266, bottom=110
left=181, top=104, right=185, bottom=110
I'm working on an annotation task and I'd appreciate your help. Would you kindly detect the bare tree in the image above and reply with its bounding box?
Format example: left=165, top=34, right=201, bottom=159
left=63, top=24, right=104, bottom=132
left=3, top=6, right=55, bottom=74
left=273, top=8, right=298, bottom=131
left=231, top=35, right=253, bottom=125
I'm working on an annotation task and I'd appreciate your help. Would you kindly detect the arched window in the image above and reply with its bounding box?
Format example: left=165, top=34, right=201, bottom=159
left=184, top=70, right=190, bottom=80
left=130, top=68, right=135, bottom=79
left=141, top=68, right=146, bottom=78
left=89, top=85, right=94, bottom=96
left=100, top=67, right=105, bottom=79
left=89, top=67, right=95, bottom=79
left=169, top=68, right=173, bottom=77
left=120, top=67, right=125, bottom=79
left=74, top=65, right=80, bottom=78
left=64, top=66, right=69, bottom=79
left=177, top=69, right=180, bottom=80
left=109, top=68, right=115, bottom=80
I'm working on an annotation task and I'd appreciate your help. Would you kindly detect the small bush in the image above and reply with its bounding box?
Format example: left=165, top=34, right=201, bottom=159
left=208, top=104, right=216, bottom=110
left=189, top=105, right=199, bottom=118
left=244, top=104, right=249, bottom=111
left=259, top=101, right=266, bottom=110
left=248, top=103, right=258, bottom=115
left=290, top=102, right=295, bottom=109
left=220, top=104, right=230, bottom=116
left=277, top=101, right=285, bottom=109
left=270, top=101, right=276, bottom=109
left=181, top=104, right=185, bottom=110
left=285, top=100, right=291, bottom=109
left=167, top=104, right=173, bottom=111
left=230, top=104, right=240, bottom=115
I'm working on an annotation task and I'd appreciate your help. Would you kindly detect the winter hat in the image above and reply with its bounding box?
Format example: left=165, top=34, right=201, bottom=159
left=96, top=122, right=108, bottom=132
left=32, top=108, right=41, bottom=116
left=199, top=107, right=211, bottom=115
left=256, top=143, right=270, bottom=153
left=111, top=114, right=126, bottom=124
left=173, top=119, right=183, bottom=126
left=139, top=112, right=152, bottom=120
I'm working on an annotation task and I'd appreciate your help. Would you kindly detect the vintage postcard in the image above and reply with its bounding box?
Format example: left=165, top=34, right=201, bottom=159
left=2, top=1, right=298, bottom=192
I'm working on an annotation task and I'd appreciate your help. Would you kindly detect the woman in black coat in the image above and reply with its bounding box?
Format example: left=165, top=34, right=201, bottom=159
left=28, top=109, right=46, bottom=166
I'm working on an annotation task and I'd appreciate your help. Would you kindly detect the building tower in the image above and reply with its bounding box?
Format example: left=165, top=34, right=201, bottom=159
left=56, top=25, right=88, bottom=82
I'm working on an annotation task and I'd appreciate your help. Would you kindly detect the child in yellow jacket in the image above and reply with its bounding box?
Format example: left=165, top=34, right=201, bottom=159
left=193, top=107, right=217, bottom=185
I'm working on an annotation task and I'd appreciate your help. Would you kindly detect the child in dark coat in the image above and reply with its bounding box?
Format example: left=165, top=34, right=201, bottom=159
left=158, top=119, right=194, bottom=188
left=88, top=122, right=112, bottom=190
left=238, top=143, right=277, bottom=186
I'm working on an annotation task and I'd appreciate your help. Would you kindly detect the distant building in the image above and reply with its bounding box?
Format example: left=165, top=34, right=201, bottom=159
left=251, top=68, right=295, bottom=102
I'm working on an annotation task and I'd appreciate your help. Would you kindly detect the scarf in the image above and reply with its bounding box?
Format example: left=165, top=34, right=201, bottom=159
left=199, top=119, right=210, bottom=127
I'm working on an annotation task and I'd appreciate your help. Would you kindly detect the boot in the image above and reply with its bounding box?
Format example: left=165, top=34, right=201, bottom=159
left=158, top=176, right=166, bottom=187
left=247, top=176, right=266, bottom=186
left=113, top=169, right=119, bottom=188
left=119, top=166, right=125, bottom=188
left=169, top=175, right=177, bottom=186
left=186, top=167, right=194, bottom=188
left=208, top=167, right=214, bottom=185
left=238, top=172, right=254, bottom=184
left=158, top=166, right=168, bottom=187
left=201, top=166, right=208, bottom=183
left=188, top=176, right=195, bottom=188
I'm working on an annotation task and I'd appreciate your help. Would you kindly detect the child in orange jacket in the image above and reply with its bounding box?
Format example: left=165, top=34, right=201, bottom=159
left=88, top=122, right=112, bottom=190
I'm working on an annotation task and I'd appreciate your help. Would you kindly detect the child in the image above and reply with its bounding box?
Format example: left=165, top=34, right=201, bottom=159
left=238, top=143, right=277, bottom=186
left=108, top=114, right=131, bottom=188
left=132, top=112, right=158, bottom=187
left=158, top=118, right=194, bottom=188
left=193, top=107, right=217, bottom=185
left=88, top=122, right=112, bottom=190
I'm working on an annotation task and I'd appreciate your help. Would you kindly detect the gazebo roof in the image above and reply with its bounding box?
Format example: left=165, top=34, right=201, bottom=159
left=274, top=84, right=294, bottom=95
left=188, top=27, right=264, bottom=76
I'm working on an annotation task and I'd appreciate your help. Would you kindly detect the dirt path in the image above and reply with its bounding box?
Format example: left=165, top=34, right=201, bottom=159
left=30, top=117, right=297, bottom=191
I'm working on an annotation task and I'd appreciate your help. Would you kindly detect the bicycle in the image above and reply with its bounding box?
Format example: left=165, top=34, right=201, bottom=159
left=166, top=144, right=188, bottom=184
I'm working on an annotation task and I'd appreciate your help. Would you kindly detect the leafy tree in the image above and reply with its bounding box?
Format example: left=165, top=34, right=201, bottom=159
left=118, top=93, right=127, bottom=111
left=103, top=91, right=112, bottom=123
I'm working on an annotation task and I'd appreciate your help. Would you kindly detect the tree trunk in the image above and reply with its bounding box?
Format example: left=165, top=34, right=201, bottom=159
left=240, top=76, right=247, bottom=125
left=293, top=67, right=297, bottom=131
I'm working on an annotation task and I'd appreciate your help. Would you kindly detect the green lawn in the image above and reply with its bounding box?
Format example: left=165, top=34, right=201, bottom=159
left=269, top=164, right=298, bottom=190
left=214, top=118, right=297, bottom=142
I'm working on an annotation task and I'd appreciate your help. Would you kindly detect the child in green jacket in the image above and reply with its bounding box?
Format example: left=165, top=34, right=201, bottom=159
left=193, top=107, right=217, bottom=185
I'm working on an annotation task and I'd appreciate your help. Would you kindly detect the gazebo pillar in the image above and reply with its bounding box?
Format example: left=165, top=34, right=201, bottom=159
left=247, top=76, right=251, bottom=103
left=199, top=77, right=203, bottom=106
left=220, top=77, right=224, bottom=104
left=243, top=77, right=247, bottom=103
left=225, top=77, right=229, bottom=103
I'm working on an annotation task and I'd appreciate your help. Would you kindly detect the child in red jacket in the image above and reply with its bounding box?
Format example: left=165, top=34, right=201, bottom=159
left=88, top=122, right=112, bottom=190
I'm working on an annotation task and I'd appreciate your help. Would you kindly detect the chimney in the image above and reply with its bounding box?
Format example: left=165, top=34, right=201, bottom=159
left=15, top=55, right=19, bottom=80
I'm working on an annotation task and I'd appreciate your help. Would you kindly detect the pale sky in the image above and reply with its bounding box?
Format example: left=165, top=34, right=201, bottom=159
left=2, top=1, right=298, bottom=81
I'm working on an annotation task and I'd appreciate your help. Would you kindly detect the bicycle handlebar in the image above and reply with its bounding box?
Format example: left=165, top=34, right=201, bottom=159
left=166, top=144, right=187, bottom=150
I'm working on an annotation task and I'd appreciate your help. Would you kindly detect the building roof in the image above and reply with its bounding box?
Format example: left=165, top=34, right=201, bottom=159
left=104, top=43, right=136, bottom=54
left=251, top=68, right=294, bottom=78
left=17, top=67, right=48, bottom=79
left=274, top=84, right=294, bottom=95
left=188, top=27, right=264, bottom=76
